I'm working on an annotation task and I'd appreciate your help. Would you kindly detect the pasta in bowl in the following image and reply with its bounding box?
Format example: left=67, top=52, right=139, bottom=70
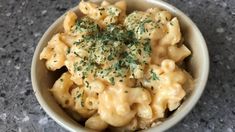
left=31, top=0, right=209, bottom=131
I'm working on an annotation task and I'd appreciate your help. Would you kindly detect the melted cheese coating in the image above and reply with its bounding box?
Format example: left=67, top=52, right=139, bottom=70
left=40, top=0, right=194, bottom=131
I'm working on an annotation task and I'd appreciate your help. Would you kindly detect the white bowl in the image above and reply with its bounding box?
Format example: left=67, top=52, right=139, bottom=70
left=31, top=0, right=209, bottom=131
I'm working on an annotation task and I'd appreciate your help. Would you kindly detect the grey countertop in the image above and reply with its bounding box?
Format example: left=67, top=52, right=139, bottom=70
left=0, top=0, right=234, bottom=132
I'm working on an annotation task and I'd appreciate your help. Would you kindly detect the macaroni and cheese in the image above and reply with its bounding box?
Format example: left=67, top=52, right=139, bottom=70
left=40, top=0, right=194, bottom=131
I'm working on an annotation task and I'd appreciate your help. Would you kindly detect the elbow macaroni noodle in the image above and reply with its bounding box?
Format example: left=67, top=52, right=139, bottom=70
left=40, top=0, right=194, bottom=131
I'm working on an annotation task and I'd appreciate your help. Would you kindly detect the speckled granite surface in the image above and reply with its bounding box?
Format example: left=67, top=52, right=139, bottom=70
left=0, top=0, right=234, bottom=132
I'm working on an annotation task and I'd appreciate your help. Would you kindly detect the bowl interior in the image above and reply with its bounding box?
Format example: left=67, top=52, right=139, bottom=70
left=31, top=0, right=209, bottom=131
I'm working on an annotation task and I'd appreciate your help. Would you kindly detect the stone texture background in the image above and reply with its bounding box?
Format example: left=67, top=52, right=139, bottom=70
left=0, top=0, right=234, bottom=132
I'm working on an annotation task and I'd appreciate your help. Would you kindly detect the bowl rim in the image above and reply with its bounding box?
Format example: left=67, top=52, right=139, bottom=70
left=31, top=0, right=209, bottom=131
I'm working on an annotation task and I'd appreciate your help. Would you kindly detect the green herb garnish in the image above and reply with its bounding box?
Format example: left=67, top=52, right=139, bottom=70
left=109, top=77, right=115, bottom=85
left=73, top=41, right=83, bottom=45
left=151, top=69, right=159, bottom=81
left=66, top=48, right=70, bottom=54
left=80, top=92, right=84, bottom=107
left=76, top=66, right=82, bottom=71
left=139, top=19, right=152, bottom=34
left=74, top=52, right=79, bottom=57
left=144, top=40, right=151, bottom=54
left=77, top=93, right=81, bottom=98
